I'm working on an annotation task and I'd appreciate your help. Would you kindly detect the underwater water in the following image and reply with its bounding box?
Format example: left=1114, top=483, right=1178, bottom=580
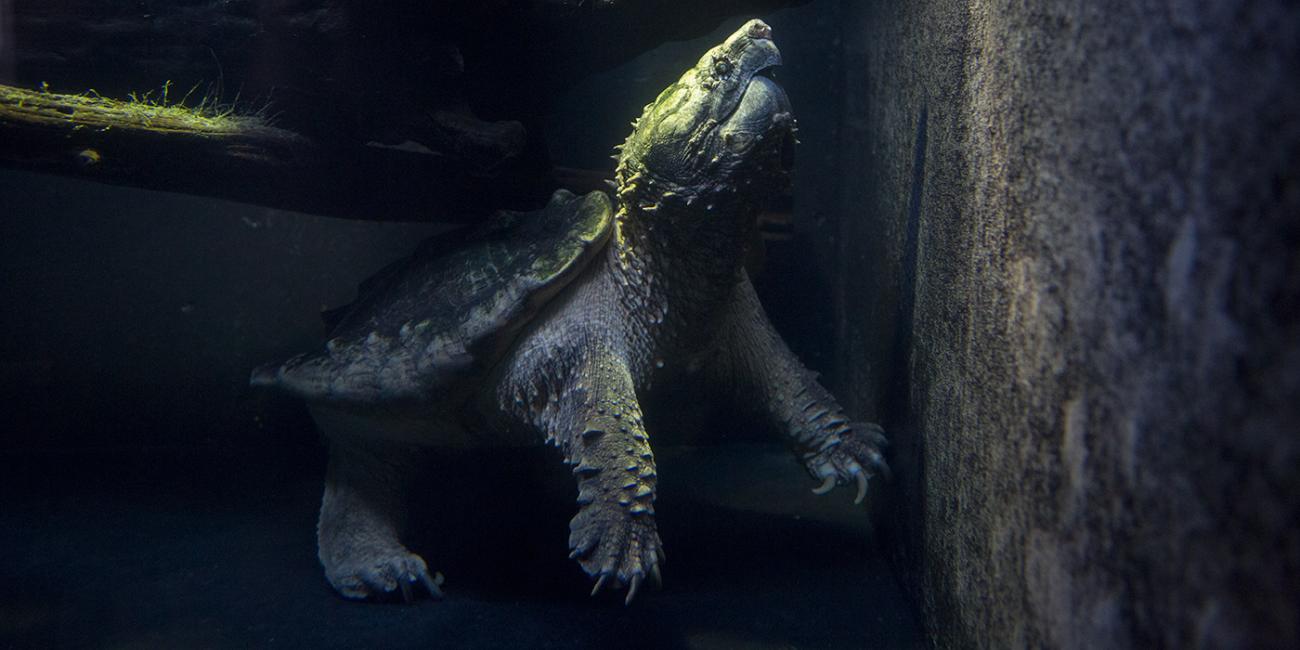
left=0, top=172, right=921, bottom=648
left=4, top=0, right=1297, bottom=648
left=0, top=2, right=927, bottom=648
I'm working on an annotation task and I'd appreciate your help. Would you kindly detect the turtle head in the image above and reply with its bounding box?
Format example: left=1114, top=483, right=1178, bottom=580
left=615, top=19, right=796, bottom=218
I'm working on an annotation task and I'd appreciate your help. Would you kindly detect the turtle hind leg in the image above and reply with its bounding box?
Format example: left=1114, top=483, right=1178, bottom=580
left=317, top=435, right=444, bottom=602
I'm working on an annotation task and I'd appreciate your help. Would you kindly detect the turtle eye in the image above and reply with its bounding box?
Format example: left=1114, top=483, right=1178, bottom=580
left=713, top=58, right=733, bottom=77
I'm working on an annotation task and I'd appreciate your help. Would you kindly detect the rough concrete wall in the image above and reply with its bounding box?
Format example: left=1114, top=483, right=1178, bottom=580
left=835, top=1, right=1300, bottom=647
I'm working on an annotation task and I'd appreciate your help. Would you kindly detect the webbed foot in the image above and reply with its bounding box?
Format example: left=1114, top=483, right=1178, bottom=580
left=806, top=422, right=890, bottom=504
left=568, top=507, right=664, bottom=605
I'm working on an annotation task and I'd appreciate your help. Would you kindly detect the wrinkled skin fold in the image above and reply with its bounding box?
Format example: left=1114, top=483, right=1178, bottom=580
left=252, top=19, right=888, bottom=605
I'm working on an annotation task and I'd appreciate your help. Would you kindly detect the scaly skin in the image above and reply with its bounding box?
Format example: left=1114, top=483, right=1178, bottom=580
left=497, top=335, right=663, bottom=602
left=316, top=436, right=444, bottom=601
left=712, top=274, right=890, bottom=499
left=279, top=20, right=887, bottom=605
left=489, top=19, right=888, bottom=601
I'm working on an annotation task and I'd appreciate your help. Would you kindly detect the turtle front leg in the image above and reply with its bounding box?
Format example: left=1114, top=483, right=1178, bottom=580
left=717, top=274, right=890, bottom=502
left=317, top=434, right=444, bottom=602
left=545, top=348, right=664, bottom=604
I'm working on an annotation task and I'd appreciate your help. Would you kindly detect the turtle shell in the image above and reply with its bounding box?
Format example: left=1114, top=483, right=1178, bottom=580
left=251, top=189, right=612, bottom=407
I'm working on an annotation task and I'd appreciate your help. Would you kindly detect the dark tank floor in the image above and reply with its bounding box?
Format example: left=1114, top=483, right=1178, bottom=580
left=0, top=443, right=923, bottom=649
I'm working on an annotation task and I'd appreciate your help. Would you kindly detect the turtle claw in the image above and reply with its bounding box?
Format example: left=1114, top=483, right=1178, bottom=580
left=869, top=448, right=893, bottom=480
left=569, top=506, right=663, bottom=604
left=397, top=569, right=442, bottom=603
left=323, top=546, right=444, bottom=602
left=804, top=422, right=889, bottom=505
left=591, top=573, right=611, bottom=596
left=625, top=573, right=645, bottom=605
left=421, top=571, right=446, bottom=599
left=855, top=421, right=889, bottom=447
left=854, top=469, right=869, bottom=505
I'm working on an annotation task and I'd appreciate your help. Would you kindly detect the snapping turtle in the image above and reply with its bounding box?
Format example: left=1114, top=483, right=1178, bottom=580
left=252, top=20, right=887, bottom=604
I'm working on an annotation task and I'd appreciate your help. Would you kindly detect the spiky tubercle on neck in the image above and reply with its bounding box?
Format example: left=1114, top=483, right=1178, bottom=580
left=603, top=149, right=757, bottom=370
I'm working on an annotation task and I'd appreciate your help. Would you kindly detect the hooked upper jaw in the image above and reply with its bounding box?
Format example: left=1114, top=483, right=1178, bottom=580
left=701, top=20, right=785, bottom=126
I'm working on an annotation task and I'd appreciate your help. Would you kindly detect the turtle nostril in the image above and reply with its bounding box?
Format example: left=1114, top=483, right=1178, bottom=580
left=747, top=21, right=772, bottom=40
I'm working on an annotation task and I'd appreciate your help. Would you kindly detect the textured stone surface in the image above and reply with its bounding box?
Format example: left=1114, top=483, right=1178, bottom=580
left=826, top=1, right=1300, bottom=647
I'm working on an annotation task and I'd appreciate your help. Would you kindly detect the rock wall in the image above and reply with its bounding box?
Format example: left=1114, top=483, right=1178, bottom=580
left=829, top=1, right=1300, bottom=646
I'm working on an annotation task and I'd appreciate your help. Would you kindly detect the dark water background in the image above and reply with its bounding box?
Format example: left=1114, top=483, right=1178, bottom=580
left=0, top=3, right=924, bottom=647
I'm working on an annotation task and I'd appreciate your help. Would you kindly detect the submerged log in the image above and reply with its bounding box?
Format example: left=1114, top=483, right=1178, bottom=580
left=0, top=83, right=547, bottom=221
left=0, top=0, right=808, bottom=221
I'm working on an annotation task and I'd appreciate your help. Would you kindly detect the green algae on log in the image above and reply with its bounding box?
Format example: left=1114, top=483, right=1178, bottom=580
left=0, top=84, right=292, bottom=139
left=0, top=83, right=549, bottom=223
left=0, top=84, right=306, bottom=165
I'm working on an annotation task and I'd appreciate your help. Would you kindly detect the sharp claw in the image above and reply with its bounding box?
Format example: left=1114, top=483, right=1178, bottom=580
left=812, top=474, right=836, bottom=495
left=399, top=577, right=414, bottom=603
left=854, top=471, right=869, bottom=504
left=878, top=458, right=894, bottom=480
left=856, top=422, right=888, bottom=446
left=420, top=571, right=445, bottom=599
left=865, top=447, right=892, bottom=479
left=649, top=562, right=662, bottom=587
left=591, top=573, right=610, bottom=596
left=625, top=573, right=644, bottom=605
left=569, top=534, right=596, bottom=558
